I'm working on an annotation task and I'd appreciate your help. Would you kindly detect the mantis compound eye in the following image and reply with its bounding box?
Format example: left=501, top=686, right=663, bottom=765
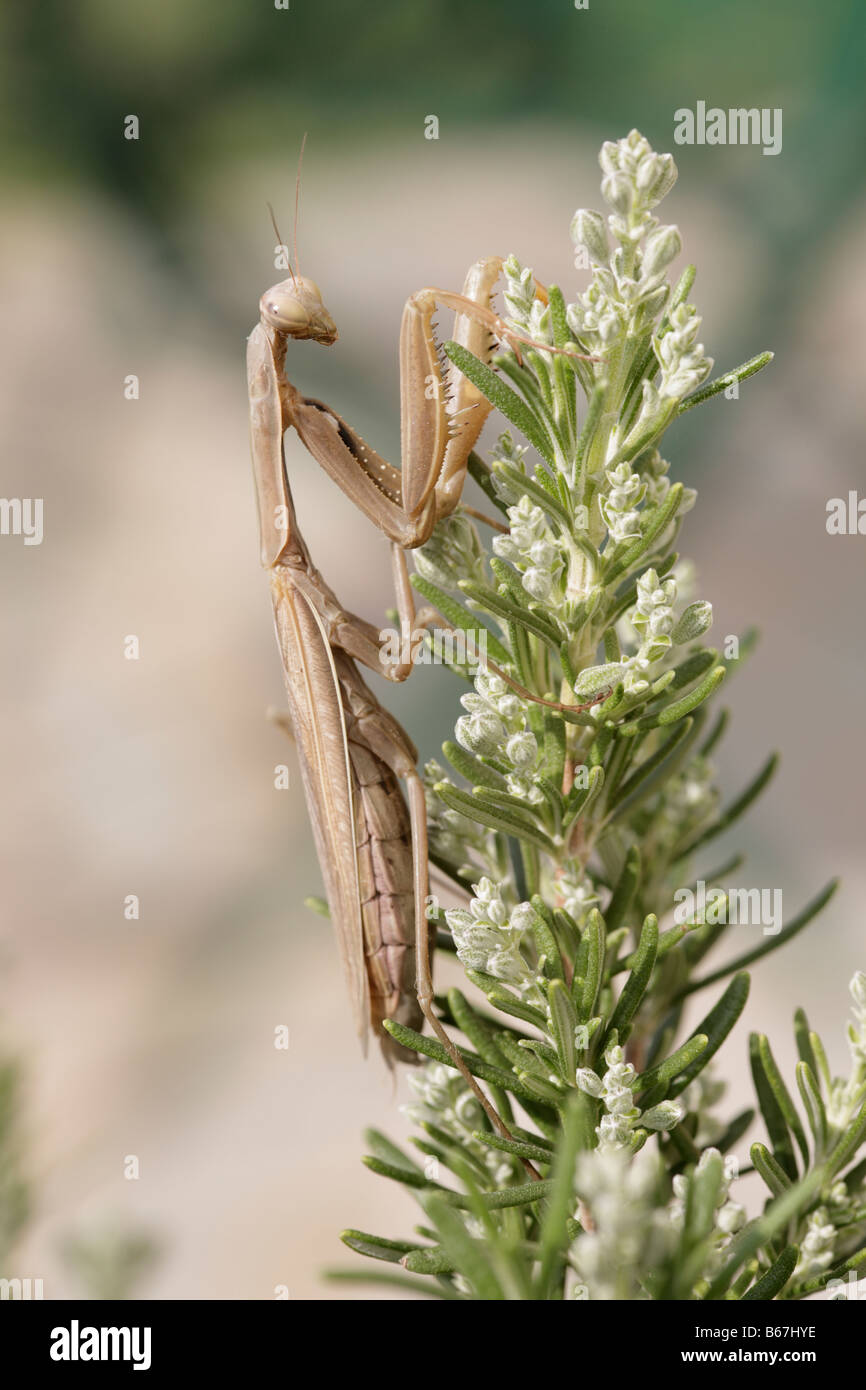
left=261, top=286, right=310, bottom=332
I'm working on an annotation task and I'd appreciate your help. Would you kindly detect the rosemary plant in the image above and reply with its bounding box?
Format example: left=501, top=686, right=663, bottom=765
left=337, top=131, right=865, bottom=1301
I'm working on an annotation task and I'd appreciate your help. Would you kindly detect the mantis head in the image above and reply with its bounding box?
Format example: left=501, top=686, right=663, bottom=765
left=260, top=276, right=338, bottom=346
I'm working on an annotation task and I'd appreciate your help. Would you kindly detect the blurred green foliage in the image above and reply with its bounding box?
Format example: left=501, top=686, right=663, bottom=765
left=0, top=1054, right=29, bottom=1266
left=61, top=1228, right=161, bottom=1300
left=3, top=0, right=864, bottom=336
left=2, top=0, right=862, bottom=578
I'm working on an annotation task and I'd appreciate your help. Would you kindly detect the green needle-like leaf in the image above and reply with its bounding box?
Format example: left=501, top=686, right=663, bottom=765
left=467, top=451, right=508, bottom=514
left=382, top=1020, right=556, bottom=1110
left=422, top=1192, right=506, bottom=1299
left=534, top=1091, right=595, bottom=1298
left=401, top=1245, right=458, bottom=1276
left=447, top=987, right=516, bottom=1074
left=574, top=380, right=607, bottom=493
left=339, top=1230, right=421, bottom=1264
left=603, top=846, right=640, bottom=935
left=471, top=1133, right=553, bottom=1166
left=749, top=1033, right=797, bottom=1181
left=624, top=665, right=724, bottom=733
left=757, top=1035, right=809, bottom=1169
left=676, top=753, right=779, bottom=859
left=443, top=740, right=508, bottom=791
left=526, top=901, right=566, bottom=981
left=602, top=915, right=658, bottom=1049
left=793, top=1007, right=818, bottom=1079
left=492, top=461, right=572, bottom=530
left=678, top=352, right=773, bottom=414
left=826, top=1098, right=866, bottom=1179
left=715, top=1109, right=756, bottom=1155
left=446, top=341, right=554, bottom=464
left=704, top=1167, right=824, bottom=1299
left=363, top=1128, right=424, bottom=1175
left=741, top=1244, right=798, bottom=1301
left=682, top=880, right=838, bottom=995
left=434, top=781, right=556, bottom=853
left=579, top=909, right=606, bottom=1023
left=562, top=764, right=605, bottom=826
left=411, top=573, right=512, bottom=666
left=669, top=973, right=750, bottom=1097
left=795, top=1061, right=827, bottom=1151
left=459, top=578, right=563, bottom=647
left=686, top=1148, right=723, bottom=1245
left=750, top=1142, right=793, bottom=1198
left=362, top=1155, right=442, bottom=1190
left=547, top=980, right=578, bottom=1083
left=637, top=1034, right=708, bottom=1098
left=608, top=715, right=699, bottom=814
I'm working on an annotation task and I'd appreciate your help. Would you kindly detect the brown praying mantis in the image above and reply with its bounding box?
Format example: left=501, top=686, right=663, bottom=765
left=247, top=205, right=601, bottom=1149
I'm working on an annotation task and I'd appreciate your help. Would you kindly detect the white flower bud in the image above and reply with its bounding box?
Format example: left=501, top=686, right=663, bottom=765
left=640, top=1100, right=685, bottom=1132
left=456, top=712, right=506, bottom=755
left=459, top=693, right=485, bottom=713
left=598, top=140, right=621, bottom=175
left=637, top=152, right=677, bottom=206
left=444, top=908, right=473, bottom=932
left=506, top=731, right=538, bottom=769
left=648, top=609, right=674, bottom=637
left=574, top=661, right=625, bottom=698
left=607, top=1087, right=638, bottom=1118
left=479, top=673, right=507, bottom=700
left=850, top=972, right=866, bottom=1010
left=570, top=208, right=609, bottom=265
left=509, top=902, right=538, bottom=933
left=642, top=224, right=682, bottom=277
left=522, top=567, right=554, bottom=602
left=717, top=1201, right=746, bottom=1235
left=671, top=600, right=713, bottom=644
left=492, top=534, right=520, bottom=562
left=608, top=510, right=641, bottom=542
left=496, top=693, right=522, bottom=721
left=576, top=1068, right=604, bottom=1098
left=638, top=283, right=670, bottom=319
left=528, top=538, right=557, bottom=568
left=601, top=172, right=633, bottom=215
left=598, top=311, right=620, bottom=343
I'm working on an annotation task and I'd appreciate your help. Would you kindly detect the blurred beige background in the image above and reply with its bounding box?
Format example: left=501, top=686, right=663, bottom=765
left=1, top=0, right=864, bottom=1298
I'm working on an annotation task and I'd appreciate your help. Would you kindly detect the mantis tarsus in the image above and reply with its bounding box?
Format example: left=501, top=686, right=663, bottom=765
left=247, top=224, right=596, bottom=1153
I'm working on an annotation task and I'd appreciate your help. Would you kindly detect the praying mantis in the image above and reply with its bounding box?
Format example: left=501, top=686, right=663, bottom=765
left=247, top=199, right=598, bottom=1146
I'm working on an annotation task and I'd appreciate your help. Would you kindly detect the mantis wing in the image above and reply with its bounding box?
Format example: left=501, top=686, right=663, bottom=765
left=269, top=527, right=370, bottom=1053
left=250, top=318, right=368, bottom=1044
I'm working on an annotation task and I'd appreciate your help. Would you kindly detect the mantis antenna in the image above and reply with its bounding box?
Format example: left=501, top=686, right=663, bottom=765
left=266, top=201, right=295, bottom=286
left=266, top=132, right=307, bottom=286
left=293, top=131, right=308, bottom=278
